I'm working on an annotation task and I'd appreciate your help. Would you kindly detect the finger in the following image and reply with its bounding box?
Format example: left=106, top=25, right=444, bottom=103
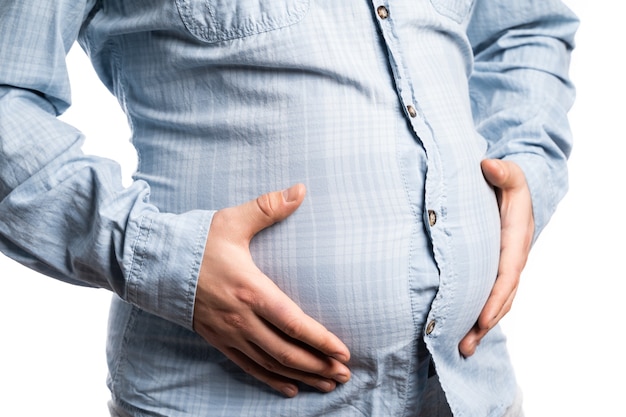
left=224, top=183, right=306, bottom=241
left=222, top=347, right=301, bottom=397
left=194, top=282, right=350, bottom=391
left=481, top=158, right=532, bottom=327
left=460, top=159, right=533, bottom=358
left=481, top=158, right=506, bottom=187
left=203, top=300, right=348, bottom=396
left=459, top=283, right=518, bottom=357
left=481, top=159, right=526, bottom=191
left=232, top=340, right=346, bottom=393
left=218, top=287, right=351, bottom=381
left=459, top=323, right=484, bottom=357
left=204, top=248, right=352, bottom=370
left=196, top=241, right=351, bottom=385
left=251, top=281, right=351, bottom=365
left=478, top=252, right=524, bottom=331
left=479, top=277, right=519, bottom=330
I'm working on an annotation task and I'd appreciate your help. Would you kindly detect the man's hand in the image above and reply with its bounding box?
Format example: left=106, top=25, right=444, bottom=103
left=459, top=159, right=535, bottom=357
left=193, top=183, right=351, bottom=398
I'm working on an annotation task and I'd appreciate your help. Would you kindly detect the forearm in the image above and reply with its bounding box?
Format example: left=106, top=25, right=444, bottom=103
left=0, top=0, right=212, bottom=330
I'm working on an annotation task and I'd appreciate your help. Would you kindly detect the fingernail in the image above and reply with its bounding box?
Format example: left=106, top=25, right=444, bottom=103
left=335, top=372, right=350, bottom=384
left=315, top=380, right=335, bottom=392
left=333, top=353, right=349, bottom=363
left=282, top=385, right=298, bottom=398
left=282, top=185, right=298, bottom=202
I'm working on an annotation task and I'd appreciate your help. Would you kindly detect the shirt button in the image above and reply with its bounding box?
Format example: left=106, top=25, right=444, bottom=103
left=407, top=105, right=417, bottom=118
left=377, top=6, right=389, bottom=19
left=428, top=210, right=437, bottom=227
left=426, top=320, right=436, bottom=335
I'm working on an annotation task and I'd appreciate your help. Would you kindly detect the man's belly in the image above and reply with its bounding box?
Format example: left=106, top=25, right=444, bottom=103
left=107, top=133, right=444, bottom=415
left=108, top=143, right=502, bottom=417
left=112, top=85, right=501, bottom=414
left=142, top=109, right=441, bottom=350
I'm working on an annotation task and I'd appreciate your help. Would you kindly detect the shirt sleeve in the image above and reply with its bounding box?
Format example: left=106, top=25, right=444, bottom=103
left=467, top=0, right=579, bottom=241
left=0, top=0, right=213, bottom=330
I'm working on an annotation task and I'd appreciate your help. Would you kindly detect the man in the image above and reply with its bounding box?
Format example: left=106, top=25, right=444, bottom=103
left=0, top=1, right=577, bottom=416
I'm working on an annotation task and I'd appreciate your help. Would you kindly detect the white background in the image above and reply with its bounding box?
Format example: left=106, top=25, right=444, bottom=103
left=1, top=1, right=622, bottom=415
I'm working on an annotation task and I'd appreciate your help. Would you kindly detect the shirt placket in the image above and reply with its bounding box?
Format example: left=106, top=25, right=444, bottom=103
left=370, top=0, right=447, bottom=342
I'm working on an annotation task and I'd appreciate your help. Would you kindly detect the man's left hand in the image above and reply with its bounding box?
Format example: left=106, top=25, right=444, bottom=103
left=459, top=159, right=534, bottom=357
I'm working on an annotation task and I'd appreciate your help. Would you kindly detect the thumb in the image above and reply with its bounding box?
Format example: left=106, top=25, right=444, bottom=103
left=481, top=159, right=525, bottom=190
left=481, top=159, right=508, bottom=189
left=234, top=183, right=306, bottom=240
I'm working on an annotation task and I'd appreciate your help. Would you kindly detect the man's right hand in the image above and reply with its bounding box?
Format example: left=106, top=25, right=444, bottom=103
left=193, top=183, right=351, bottom=398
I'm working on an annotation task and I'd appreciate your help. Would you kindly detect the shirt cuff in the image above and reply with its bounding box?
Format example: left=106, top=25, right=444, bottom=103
left=124, top=209, right=214, bottom=330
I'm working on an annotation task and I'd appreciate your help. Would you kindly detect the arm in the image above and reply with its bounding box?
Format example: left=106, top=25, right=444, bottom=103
left=0, top=0, right=210, bottom=328
left=0, top=1, right=349, bottom=393
left=459, top=0, right=579, bottom=355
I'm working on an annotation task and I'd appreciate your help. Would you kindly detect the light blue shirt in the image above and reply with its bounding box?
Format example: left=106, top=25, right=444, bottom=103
left=0, top=1, right=577, bottom=416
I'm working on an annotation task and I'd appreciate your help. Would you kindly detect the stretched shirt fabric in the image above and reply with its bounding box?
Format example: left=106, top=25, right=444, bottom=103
left=0, top=1, right=577, bottom=416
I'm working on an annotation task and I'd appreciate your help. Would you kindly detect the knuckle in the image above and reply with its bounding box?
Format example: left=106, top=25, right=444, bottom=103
left=255, top=194, right=278, bottom=221
left=275, top=349, right=297, bottom=367
left=239, top=362, right=257, bottom=376
left=478, top=315, right=493, bottom=330
left=502, top=304, right=512, bottom=316
left=234, top=287, right=258, bottom=307
left=282, top=316, right=305, bottom=339
left=223, top=312, right=247, bottom=330
left=261, top=357, right=280, bottom=372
